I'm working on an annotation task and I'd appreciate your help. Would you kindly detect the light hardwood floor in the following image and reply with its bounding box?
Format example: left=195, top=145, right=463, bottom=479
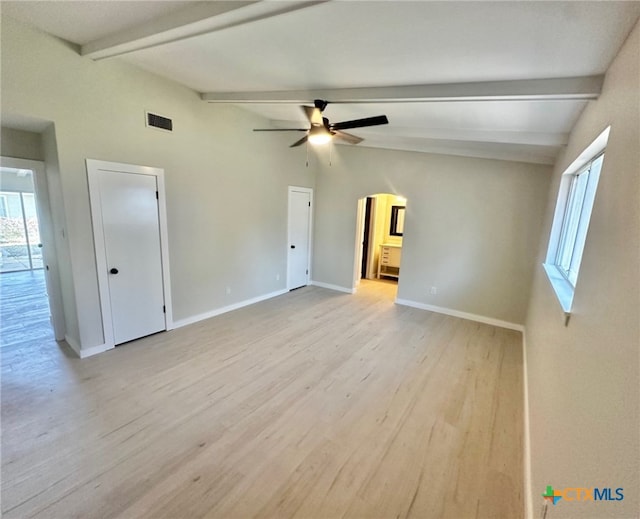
left=1, top=280, right=523, bottom=518
left=0, top=269, right=52, bottom=349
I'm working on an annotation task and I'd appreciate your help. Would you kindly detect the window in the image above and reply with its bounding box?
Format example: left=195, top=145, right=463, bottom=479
left=544, top=127, right=609, bottom=313
left=555, top=153, right=604, bottom=286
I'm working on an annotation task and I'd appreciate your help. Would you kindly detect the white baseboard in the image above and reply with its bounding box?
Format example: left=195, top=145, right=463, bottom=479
left=64, top=335, right=112, bottom=359
left=523, top=332, right=533, bottom=519
left=394, top=298, right=525, bottom=332
left=79, top=343, right=112, bottom=358
left=310, top=280, right=355, bottom=294
left=172, top=288, right=289, bottom=329
left=67, top=290, right=289, bottom=358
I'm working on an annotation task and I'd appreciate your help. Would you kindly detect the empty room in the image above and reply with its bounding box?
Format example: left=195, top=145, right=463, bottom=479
left=1, top=2, right=638, bottom=518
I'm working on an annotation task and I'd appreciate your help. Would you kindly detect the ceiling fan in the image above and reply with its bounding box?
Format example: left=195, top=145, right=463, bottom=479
left=253, top=100, right=389, bottom=148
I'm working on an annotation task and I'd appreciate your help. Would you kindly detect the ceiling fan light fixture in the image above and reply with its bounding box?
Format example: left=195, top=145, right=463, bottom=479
left=253, top=99, right=388, bottom=148
left=308, top=125, right=332, bottom=145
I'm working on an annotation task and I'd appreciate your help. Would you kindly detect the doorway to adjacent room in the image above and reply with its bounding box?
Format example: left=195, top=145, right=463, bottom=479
left=354, top=193, right=407, bottom=299
left=0, top=158, right=62, bottom=350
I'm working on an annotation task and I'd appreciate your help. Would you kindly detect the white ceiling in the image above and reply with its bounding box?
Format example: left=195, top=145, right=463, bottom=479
left=3, top=1, right=640, bottom=165
left=0, top=1, right=193, bottom=45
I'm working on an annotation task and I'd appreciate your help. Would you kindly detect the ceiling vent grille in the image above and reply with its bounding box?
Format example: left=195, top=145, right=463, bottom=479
left=146, top=111, right=173, bottom=132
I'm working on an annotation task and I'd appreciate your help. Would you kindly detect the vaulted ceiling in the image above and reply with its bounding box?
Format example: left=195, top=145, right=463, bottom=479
left=3, top=1, right=640, bottom=164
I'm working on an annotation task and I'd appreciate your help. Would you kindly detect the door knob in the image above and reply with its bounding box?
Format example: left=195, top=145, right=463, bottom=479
left=110, top=268, right=119, bottom=274
left=290, top=245, right=296, bottom=249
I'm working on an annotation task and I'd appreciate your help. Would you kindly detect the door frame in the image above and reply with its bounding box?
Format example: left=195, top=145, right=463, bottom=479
left=287, top=186, right=313, bottom=290
left=353, top=197, right=365, bottom=288
left=361, top=197, right=373, bottom=280
left=365, top=197, right=379, bottom=278
left=353, top=195, right=379, bottom=289
left=0, top=156, right=66, bottom=340
left=86, top=159, right=173, bottom=350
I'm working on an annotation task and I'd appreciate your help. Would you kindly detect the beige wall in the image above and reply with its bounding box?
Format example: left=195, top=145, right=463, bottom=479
left=1, top=16, right=315, bottom=350
left=524, top=20, right=639, bottom=518
left=313, top=146, right=551, bottom=325
left=0, top=127, right=44, bottom=161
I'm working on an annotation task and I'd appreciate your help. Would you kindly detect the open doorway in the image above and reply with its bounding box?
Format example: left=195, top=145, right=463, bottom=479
left=354, top=193, right=407, bottom=299
left=0, top=157, right=64, bottom=350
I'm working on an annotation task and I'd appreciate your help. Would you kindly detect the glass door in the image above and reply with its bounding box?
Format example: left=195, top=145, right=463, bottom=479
left=0, top=190, right=42, bottom=272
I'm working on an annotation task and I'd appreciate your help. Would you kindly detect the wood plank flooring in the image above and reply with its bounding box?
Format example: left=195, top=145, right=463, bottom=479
left=1, top=280, right=523, bottom=518
left=0, top=269, right=53, bottom=349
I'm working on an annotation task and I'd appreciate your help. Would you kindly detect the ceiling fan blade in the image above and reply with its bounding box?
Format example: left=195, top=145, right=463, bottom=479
left=330, top=115, right=389, bottom=131
left=302, top=105, right=323, bottom=125
left=290, top=135, right=309, bottom=148
left=253, top=128, right=307, bottom=132
left=333, top=130, right=363, bottom=145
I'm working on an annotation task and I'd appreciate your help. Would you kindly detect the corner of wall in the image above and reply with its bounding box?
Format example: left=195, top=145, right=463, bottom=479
left=42, top=124, right=81, bottom=345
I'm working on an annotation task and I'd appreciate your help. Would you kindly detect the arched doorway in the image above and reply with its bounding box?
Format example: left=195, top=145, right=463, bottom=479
left=353, top=193, right=407, bottom=298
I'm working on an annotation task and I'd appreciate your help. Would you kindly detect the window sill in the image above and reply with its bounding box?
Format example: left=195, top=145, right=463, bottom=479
left=543, top=263, right=574, bottom=315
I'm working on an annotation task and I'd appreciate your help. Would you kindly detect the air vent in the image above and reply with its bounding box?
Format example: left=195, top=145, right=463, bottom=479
left=146, top=111, right=173, bottom=132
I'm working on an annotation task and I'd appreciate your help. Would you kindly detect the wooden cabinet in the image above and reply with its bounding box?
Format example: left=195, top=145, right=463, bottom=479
left=377, top=244, right=402, bottom=279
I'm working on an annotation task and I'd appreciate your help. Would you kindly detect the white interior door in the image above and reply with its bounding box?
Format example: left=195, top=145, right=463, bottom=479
left=94, top=168, right=166, bottom=345
left=287, top=187, right=312, bottom=290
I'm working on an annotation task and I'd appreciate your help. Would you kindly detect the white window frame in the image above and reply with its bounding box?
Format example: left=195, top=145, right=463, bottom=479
left=0, top=194, right=8, bottom=217
left=543, top=126, right=610, bottom=314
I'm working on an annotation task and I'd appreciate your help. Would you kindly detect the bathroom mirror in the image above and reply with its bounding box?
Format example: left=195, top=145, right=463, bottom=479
left=390, top=205, right=405, bottom=236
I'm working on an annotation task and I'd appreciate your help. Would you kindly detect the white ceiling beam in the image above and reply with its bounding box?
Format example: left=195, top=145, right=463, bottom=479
left=82, top=1, right=327, bottom=60
left=360, top=127, right=569, bottom=147
left=202, top=76, right=603, bottom=103
left=341, top=139, right=559, bottom=166
left=267, top=120, right=569, bottom=147
left=81, top=2, right=255, bottom=59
